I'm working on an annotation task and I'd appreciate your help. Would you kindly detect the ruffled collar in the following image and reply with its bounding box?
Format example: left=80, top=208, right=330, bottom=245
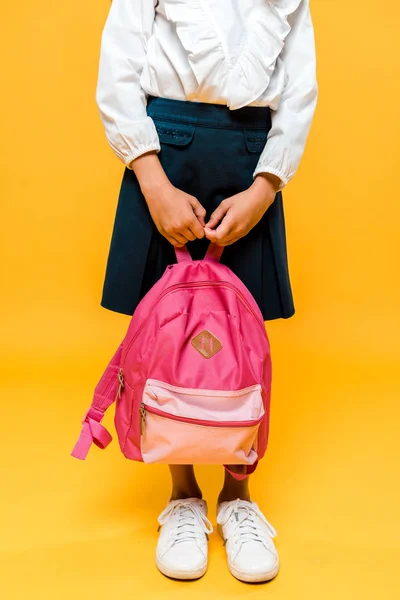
left=164, top=0, right=302, bottom=109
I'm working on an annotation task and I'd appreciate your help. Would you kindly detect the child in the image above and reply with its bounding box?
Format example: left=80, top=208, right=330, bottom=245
left=95, top=0, right=317, bottom=583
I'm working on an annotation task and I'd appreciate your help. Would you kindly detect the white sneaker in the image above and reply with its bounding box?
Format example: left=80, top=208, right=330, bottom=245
left=156, top=498, right=213, bottom=580
left=217, top=499, right=279, bottom=583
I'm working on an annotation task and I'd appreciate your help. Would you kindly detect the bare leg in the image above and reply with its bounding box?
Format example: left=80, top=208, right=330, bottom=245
left=217, top=465, right=251, bottom=504
left=169, top=465, right=203, bottom=501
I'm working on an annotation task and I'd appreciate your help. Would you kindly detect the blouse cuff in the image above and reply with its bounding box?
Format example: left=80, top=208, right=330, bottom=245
left=253, top=164, right=290, bottom=191
left=125, top=142, right=161, bottom=170
left=101, top=114, right=161, bottom=169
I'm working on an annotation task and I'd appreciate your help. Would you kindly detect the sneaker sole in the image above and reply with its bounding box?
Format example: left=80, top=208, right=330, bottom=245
left=228, top=560, right=280, bottom=583
left=217, top=524, right=280, bottom=583
left=156, top=557, right=208, bottom=581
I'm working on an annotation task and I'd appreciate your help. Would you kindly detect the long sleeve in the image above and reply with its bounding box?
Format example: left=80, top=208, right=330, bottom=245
left=254, top=0, right=318, bottom=189
left=96, top=0, right=160, bottom=168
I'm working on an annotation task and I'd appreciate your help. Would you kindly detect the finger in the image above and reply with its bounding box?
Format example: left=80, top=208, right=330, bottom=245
left=196, top=214, right=206, bottom=227
left=204, top=227, right=217, bottom=242
left=182, top=227, right=196, bottom=242
left=167, top=235, right=183, bottom=247
left=205, top=230, right=238, bottom=246
left=210, top=215, right=235, bottom=242
left=205, top=216, right=239, bottom=246
left=174, top=232, right=190, bottom=246
left=188, top=215, right=205, bottom=239
left=205, top=201, right=230, bottom=229
left=166, top=232, right=188, bottom=247
left=189, top=197, right=207, bottom=227
left=219, top=235, right=242, bottom=246
left=220, top=228, right=248, bottom=246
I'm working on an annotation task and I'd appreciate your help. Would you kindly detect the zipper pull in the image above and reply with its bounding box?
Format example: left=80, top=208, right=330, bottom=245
left=140, top=402, right=146, bottom=435
left=116, top=368, right=124, bottom=400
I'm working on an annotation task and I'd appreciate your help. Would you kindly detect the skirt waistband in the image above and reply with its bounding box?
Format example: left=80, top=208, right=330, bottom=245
left=147, top=96, right=272, bottom=130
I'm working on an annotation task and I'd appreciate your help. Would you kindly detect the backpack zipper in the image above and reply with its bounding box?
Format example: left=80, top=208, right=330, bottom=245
left=139, top=402, right=147, bottom=435
left=116, top=368, right=124, bottom=400
left=122, top=280, right=266, bottom=375
left=146, top=379, right=261, bottom=397
left=139, top=401, right=264, bottom=435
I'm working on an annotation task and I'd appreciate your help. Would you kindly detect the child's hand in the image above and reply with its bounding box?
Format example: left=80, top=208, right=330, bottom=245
left=144, top=180, right=206, bottom=247
left=131, top=152, right=206, bottom=247
left=204, top=175, right=279, bottom=246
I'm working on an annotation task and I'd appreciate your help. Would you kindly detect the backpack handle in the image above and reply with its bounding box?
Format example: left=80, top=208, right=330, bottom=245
left=174, top=246, right=192, bottom=262
left=204, top=243, right=224, bottom=262
left=175, top=243, right=224, bottom=263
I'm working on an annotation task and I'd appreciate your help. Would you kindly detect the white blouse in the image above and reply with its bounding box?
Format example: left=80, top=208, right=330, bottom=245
left=96, top=0, right=318, bottom=189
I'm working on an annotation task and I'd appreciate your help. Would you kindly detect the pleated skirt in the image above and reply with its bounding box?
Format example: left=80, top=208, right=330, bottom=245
left=101, top=97, right=295, bottom=321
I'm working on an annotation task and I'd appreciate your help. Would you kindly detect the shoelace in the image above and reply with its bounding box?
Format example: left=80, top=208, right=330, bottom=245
left=158, top=500, right=213, bottom=545
left=217, top=499, right=277, bottom=546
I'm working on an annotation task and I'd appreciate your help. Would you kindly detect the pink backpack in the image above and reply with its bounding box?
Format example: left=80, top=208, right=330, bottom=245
left=72, top=244, right=272, bottom=479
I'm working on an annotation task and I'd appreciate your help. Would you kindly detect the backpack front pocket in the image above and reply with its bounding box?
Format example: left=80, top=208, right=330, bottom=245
left=139, top=380, right=265, bottom=465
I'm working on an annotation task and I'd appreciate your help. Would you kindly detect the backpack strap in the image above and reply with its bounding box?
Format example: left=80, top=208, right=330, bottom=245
left=223, top=461, right=259, bottom=480
left=71, top=341, right=124, bottom=460
left=175, top=243, right=224, bottom=264
left=175, top=246, right=192, bottom=262
left=204, top=243, right=224, bottom=262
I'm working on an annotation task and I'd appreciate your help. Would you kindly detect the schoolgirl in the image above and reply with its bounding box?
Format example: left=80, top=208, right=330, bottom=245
left=95, top=0, right=317, bottom=582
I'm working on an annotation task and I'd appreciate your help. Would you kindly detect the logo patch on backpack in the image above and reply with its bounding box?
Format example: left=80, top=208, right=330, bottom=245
left=191, top=330, right=222, bottom=359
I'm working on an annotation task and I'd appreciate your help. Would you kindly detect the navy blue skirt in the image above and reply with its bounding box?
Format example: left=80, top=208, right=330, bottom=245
left=101, top=97, right=295, bottom=321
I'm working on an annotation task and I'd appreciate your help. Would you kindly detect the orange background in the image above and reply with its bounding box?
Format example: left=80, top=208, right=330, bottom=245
left=1, top=1, right=399, bottom=598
